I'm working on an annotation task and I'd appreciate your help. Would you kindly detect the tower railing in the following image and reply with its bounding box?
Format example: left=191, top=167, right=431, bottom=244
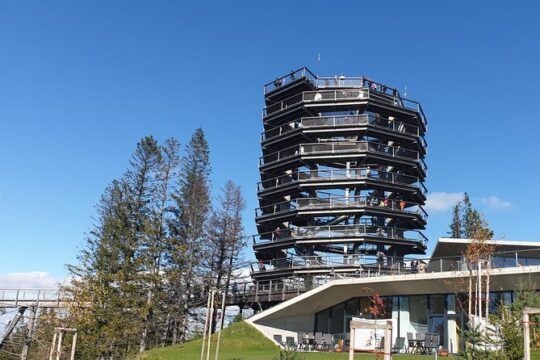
left=252, top=224, right=428, bottom=245
left=257, top=168, right=427, bottom=196
left=263, top=88, right=427, bottom=128
left=264, top=67, right=317, bottom=94
left=255, top=195, right=428, bottom=220
left=261, top=114, right=424, bottom=142
left=259, top=141, right=427, bottom=173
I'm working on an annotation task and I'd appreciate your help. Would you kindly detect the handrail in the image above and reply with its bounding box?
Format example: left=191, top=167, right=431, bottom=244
left=257, top=167, right=427, bottom=196
left=253, top=224, right=428, bottom=245
left=251, top=248, right=540, bottom=276
left=261, top=114, right=424, bottom=142
left=254, top=195, right=427, bottom=220
left=263, top=87, right=427, bottom=128
left=259, top=141, right=427, bottom=172
left=264, top=67, right=317, bottom=94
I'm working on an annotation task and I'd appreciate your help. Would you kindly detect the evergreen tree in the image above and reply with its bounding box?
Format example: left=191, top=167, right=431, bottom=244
left=66, top=136, right=162, bottom=359
left=205, top=180, right=246, bottom=333
left=167, top=128, right=211, bottom=343
left=447, top=192, right=494, bottom=239
left=449, top=201, right=462, bottom=238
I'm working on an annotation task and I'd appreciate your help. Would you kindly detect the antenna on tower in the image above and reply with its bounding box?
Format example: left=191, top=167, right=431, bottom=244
left=404, top=86, right=408, bottom=98
left=317, top=53, right=321, bottom=76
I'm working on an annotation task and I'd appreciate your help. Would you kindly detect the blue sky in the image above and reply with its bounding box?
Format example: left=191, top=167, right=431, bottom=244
left=1, top=1, right=539, bottom=282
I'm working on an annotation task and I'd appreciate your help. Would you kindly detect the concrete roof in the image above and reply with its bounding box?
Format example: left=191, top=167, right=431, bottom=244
left=430, top=238, right=540, bottom=259
left=249, top=265, right=540, bottom=323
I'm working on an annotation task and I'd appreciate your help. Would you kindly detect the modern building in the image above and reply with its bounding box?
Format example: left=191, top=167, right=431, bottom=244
left=248, top=238, right=540, bottom=354
left=253, top=67, right=428, bottom=287
left=245, top=68, right=540, bottom=354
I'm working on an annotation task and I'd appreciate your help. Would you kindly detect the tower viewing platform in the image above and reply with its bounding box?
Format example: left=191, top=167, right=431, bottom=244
left=252, top=67, right=428, bottom=285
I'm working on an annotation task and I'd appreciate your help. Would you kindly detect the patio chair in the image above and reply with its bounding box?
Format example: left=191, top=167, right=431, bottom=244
left=297, top=332, right=305, bottom=351
left=375, top=336, right=385, bottom=353
left=314, top=332, right=324, bottom=350
left=285, top=336, right=296, bottom=350
left=322, top=333, right=333, bottom=350
left=423, top=335, right=433, bottom=355
left=392, top=337, right=406, bottom=354
left=406, top=332, right=413, bottom=353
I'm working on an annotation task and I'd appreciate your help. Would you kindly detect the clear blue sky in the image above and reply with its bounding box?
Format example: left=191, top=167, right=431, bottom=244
left=1, top=1, right=539, bottom=280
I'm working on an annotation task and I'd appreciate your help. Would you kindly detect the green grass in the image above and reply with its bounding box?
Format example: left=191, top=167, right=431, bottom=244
left=141, top=322, right=444, bottom=360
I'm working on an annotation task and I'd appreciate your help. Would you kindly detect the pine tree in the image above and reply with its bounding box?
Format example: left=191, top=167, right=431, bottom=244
left=205, top=180, right=246, bottom=333
left=66, top=136, right=162, bottom=359
left=167, top=128, right=211, bottom=343
left=449, top=201, right=462, bottom=238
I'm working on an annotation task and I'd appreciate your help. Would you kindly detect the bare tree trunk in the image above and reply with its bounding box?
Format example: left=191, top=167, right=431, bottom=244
left=485, top=259, right=491, bottom=324
left=161, top=313, right=170, bottom=347
left=468, top=267, right=472, bottom=320
left=478, top=262, right=482, bottom=320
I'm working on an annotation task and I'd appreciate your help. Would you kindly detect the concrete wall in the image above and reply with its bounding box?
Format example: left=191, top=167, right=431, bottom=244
left=250, top=314, right=314, bottom=346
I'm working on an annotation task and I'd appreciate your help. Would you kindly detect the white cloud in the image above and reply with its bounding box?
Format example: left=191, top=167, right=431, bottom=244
left=480, top=196, right=513, bottom=210
left=0, top=272, right=59, bottom=288
left=425, top=192, right=463, bottom=212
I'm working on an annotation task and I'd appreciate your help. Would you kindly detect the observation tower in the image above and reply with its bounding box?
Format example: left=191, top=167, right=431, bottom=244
left=252, top=67, right=428, bottom=287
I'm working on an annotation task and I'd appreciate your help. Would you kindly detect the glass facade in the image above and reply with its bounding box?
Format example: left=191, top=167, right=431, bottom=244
left=314, top=291, right=514, bottom=353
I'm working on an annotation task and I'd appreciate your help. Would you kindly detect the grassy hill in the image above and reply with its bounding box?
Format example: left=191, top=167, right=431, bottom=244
left=141, top=321, right=279, bottom=360
left=140, top=321, right=467, bottom=360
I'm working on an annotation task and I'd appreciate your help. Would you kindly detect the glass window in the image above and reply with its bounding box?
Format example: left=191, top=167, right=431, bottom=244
left=316, top=309, right=330, bottom=333
left=330, top=303, right=345, bottom=334
left=429, top=295, right=444, bottom=315
left=345, top=298, right=359, bottom=316
left=409, top=296, right=428, bottom=334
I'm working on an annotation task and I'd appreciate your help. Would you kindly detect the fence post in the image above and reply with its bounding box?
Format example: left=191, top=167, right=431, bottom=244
left=440, top=259, right=443, bottom=272
left=255, top=281, right=259, bottom=303
left=268, top=280, right=272, bottom=302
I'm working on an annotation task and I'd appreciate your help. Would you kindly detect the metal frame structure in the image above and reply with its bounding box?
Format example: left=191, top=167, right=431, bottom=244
left=252, top=67, right=428, bottom=286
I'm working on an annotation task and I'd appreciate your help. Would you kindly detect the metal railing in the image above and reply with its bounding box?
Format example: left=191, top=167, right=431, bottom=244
left=264, top=67, right=317, bottom=94
left=253, top=224, right=428, bottom=246
left=259, top=141, right=427, bottom=172
left=257, top=167, right=427, bottom=196
left=254, top=195, right=428, bottom=220
left=263, top=87, right=427, bottom=127
left=250, top=248, right=540, bottom=279
left=261, top=114, right=425, bottom=142
left=0, top=288, right=66, bottom=306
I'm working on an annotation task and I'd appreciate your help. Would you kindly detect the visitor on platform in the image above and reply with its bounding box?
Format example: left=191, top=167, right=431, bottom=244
left=272, top=227, right=281, bottom=241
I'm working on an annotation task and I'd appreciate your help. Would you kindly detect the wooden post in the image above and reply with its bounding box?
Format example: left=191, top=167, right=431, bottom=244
left=206, top=291, right=215, bottom=360
left=214, top=291, right=227, bottom=360
left=70, top=332, right=77, bottom=360
left=55, top=330, right=63, bottom=360
left=524, top=313, right=530, bottom=360
left=200, top=291, right=212, bottom=360
left=48, top=332, right=57, bottom=360
left=384, top=320, right=392, bottom=360
left=348, top=327, right=355, bottom=360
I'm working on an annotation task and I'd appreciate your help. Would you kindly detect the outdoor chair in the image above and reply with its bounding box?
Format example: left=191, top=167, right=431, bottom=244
left=322, top=333, right=333, bottom=350
left=376, top=336, right=385, bottom=353
left=392, top=337, right=406, bottom=354
left=406, top=332, right=413, bottom=353
left=314, top=332, right=324, bottom=350
left=285, top=336, right=296, bottom=350
left=297, top=332, right=306, bottom=351
left=423, top=335, right=433, bottom=355
left=425, top=334, right=440, bottom=355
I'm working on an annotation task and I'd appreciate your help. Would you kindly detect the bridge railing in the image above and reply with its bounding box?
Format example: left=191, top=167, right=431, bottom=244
left=0, top=288, right=66, bottom=306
